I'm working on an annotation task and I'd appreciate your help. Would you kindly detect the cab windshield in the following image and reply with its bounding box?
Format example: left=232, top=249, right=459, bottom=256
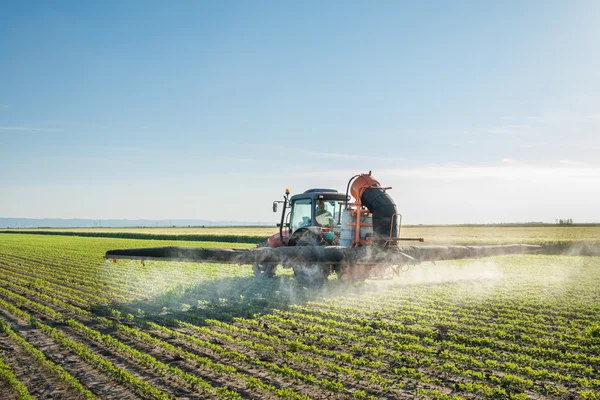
left=290, top=199, right=312, bottom=232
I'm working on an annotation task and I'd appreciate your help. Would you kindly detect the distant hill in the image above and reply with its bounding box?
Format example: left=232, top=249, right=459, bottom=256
left=0, top=218, right=271, bottom=229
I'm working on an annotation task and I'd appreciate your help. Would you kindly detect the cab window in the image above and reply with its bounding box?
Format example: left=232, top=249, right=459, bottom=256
left=317, top=200, right=344, bottom=227
left=290, top=199, right=312, bottom=232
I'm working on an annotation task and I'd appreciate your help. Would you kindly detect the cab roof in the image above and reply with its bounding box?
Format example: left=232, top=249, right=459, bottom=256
left=291, top=189, right=348, bottom=203
left=303, top=188, right=338, bottom=194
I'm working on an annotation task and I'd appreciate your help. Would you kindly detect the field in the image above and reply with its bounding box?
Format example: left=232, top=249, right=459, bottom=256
left=6, top=224, right=600, bottom=245
left=0, top=232, right=599, bottom=399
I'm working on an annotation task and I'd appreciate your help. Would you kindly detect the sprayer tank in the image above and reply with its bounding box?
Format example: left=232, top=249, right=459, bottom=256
left=340, top=209, right=373, bottom=247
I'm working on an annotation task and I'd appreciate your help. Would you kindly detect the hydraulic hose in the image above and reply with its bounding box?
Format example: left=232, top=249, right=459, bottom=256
left=360, top=187, right=398, bottom=239
left=349, top=173, right=398, bottom=240
left=344, top=175, right=360, bottom=209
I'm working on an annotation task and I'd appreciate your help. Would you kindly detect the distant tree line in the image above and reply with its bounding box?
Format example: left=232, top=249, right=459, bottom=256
left=0, top=230, right=268, bottom=244
left=556, top=218, right=574, bottom=225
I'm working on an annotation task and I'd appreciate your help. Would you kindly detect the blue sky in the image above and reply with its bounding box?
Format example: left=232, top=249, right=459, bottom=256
left=1, top=1, right=599, bottom=224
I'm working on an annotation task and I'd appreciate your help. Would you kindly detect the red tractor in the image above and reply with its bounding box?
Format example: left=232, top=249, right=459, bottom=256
left=254, top=172, right=422, bottom=285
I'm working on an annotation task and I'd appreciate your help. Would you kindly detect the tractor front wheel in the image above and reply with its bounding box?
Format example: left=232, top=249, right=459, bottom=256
left=335, top=264, right=369, bottom=284
left=292, top=263, right=330, bottom=286
left=252, top=264, right=277, bottom=279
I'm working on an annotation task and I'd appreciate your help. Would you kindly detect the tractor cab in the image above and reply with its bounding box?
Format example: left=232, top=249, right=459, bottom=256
left=270, top=189, right=348, bottom=247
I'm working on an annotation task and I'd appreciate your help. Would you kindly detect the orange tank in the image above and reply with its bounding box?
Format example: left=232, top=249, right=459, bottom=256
left=350, top=173, right=381, bottom=202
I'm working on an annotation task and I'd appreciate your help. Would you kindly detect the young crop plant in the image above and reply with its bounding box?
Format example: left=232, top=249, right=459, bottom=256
left=585, top=324, right=600, bottom=339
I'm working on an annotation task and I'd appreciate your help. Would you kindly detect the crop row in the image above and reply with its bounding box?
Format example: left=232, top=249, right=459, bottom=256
left=0, top=279, right=317, bottom=399
left=0, top=319, right=99, bottom=400
left=2, top=234, right=600, bottom=400
left=0, top=352, right=34, bottom=400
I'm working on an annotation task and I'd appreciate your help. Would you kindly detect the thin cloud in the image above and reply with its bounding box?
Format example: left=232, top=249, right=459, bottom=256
left=309, top=151, right=405, bottom=162
left=559, top=159, right=585, bottom=166
left=484, top=108, right=600, bottom=140
left=309, top=151, right=361, bottom=160
left=241, top=143, right=405, bottom=163
left=484, top=124, right=532, bottom=135
left=222, top=156, right=261, bottom=163
left=381, top=161, right=600, bottom=181
left=526, top=109, right=600, bottom=124
left=521, top=140, right=550, bottom=148
left=0, top=125, right=62, bottom=132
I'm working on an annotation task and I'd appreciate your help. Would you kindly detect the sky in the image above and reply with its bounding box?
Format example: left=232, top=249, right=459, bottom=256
left=1, top=1, right=599, bottom=224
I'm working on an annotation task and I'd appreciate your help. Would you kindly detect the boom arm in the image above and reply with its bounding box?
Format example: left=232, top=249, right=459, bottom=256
left=105, top=244, right=542, bottom=265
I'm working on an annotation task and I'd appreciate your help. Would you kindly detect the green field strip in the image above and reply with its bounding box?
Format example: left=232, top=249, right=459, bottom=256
left=180, top=314, right=568, bottom=398
left=2, top=233, right=600, bottom=399
left=234, top=317, right=565, bottom=399
left=0, top=271, right=96, bottom=310
left=308, top=298, right=590, bottom=340
left=154, top=316, right=420, bottom=398
left=259, top=310, right=599, bottom=389
left=109, top=319, right=315, bottom=400
left=251, top=312, right=589, bottom=395
left=20, top=283, right=348, bottom=400
left=0, top=230, right=269, bottom=244
left=0, top=254, right=136, bottom=301
left=268, top=308, right=600, bottom=381
left=319, top=280, right=600, bottom=326
left=2, top=260, right=596, bottom=388
left=292, top=302, right=600, bottom=361
left=104, top=309, right=421, bottom=396
left=4, top=225, right=600, bottom=245
left=1, top=252, right=219, bottom=303
left=276, top=306, right=600, bottom=365
left=0, top=252, right=163, bottom=299
left=211, top=315, right=596, bottom=386
left=343, top=286, right=600, bottom=327
left=0, top=233, right=258, bottom=251
left=0, top=249, right=257, bottom=302
left=314, top=285, right=600, bottom=327
left=0, top=283, right=227, bottom=399
left=143, top=319, right=371, bottom=399
left=200, top=322, right=445, bottom=396
left=0, top=264, right=113, bottom=306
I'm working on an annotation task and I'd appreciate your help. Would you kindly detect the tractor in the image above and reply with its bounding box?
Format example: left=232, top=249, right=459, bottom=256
left=105, top=171, right=540, bottom=286
left=253, top=172, right=423, bottom=285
